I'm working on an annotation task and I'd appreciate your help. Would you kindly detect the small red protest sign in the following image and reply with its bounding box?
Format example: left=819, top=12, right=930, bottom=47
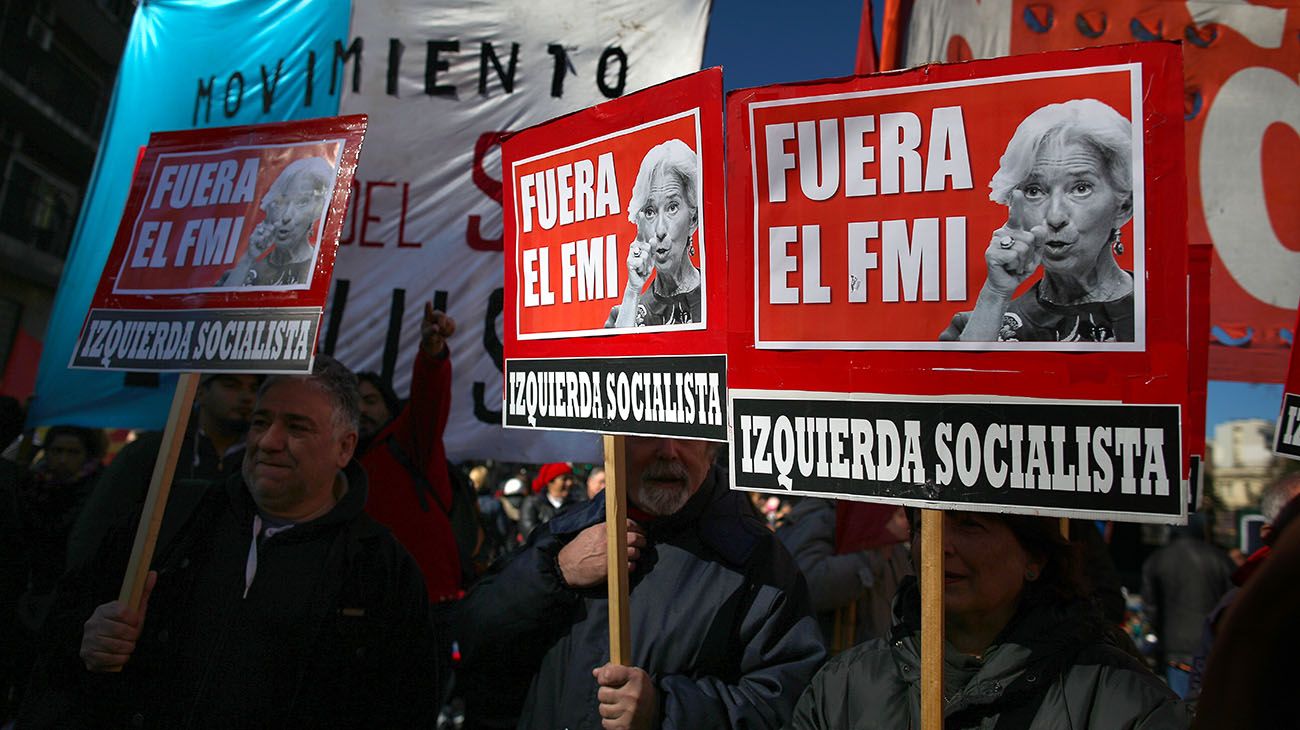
left=726, top=43, right=1190, bottom=522
left=502, top=69, right=727, bottom=440
left=72, top=116, right=366, bottom=373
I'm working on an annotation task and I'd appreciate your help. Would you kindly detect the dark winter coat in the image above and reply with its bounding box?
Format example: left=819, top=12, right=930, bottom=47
left=789, top=578, right=1188, bottom=729
left=456, top=465, right=827, bottom=730
left=517, top=490, right=572, bottom=541
left=1140, top=531, right=1235, bottom=663
left=776, top=497, right=911, bottom=648
left=20, top=461, right=439, bottom=729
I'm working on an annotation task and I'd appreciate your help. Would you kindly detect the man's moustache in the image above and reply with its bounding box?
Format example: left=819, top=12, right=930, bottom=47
left=642, top=459, right=690, bottom=484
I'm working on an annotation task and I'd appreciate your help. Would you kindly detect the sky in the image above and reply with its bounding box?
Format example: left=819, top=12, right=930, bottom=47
left=700, top=0, right=1286, bottom=438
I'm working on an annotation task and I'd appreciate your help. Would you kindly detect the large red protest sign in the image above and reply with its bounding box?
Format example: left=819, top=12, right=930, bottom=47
left=502, top=69, right=727, bottom=440
left=727, top=44, right=1189, bottom=522
left=750, top=66, right=1143, bottom=350
left=72, top=116, right=366, bottom=373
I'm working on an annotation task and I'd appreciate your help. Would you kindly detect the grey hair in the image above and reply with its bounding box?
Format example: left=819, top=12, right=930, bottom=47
left=262, top=157, right=335, bottom=213
left=989, top=99, right=1133, bottom=223
left=627, top=139, right=699, bottom=225
left=1261, top=472, right=1300, bottom=522
left=258, top=354, right=361, bottom=435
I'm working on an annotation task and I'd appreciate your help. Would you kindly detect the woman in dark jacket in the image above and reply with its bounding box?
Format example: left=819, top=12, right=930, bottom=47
left=789, top=511, right=1188, bottom=729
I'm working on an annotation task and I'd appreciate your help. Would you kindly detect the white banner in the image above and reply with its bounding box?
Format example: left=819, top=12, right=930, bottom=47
left=332, top=0, right=710, bottom=461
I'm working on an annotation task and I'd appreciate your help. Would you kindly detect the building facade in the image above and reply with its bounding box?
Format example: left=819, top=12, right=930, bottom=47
left=0, top=0, right=130, bottom=399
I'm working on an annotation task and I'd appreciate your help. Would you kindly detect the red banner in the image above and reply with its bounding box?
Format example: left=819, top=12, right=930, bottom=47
left=904, top=0, right=1300, bottom=382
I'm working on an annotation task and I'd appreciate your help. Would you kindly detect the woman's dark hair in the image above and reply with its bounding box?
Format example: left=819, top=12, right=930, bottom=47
left=998, top=513, right=1089, bottom=606
left=907, top=509, right=1089, bottom=606
left=42, top=425, right=107, bottom=461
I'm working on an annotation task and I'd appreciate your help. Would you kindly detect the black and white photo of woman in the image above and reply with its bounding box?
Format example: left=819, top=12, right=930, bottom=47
left=941, top=99, right=1136, bottom=343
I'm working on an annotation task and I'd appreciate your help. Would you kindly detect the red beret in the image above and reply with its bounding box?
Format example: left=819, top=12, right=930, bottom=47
left=532, top=462, right=574, bottom=493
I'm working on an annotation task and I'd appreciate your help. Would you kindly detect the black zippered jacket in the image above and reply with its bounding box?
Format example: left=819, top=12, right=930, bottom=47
left=21, top=461, right=438, bottom=729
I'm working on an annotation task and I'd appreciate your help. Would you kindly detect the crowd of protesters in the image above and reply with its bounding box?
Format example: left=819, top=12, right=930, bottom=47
left=0, top=307, right=1295, bottom=728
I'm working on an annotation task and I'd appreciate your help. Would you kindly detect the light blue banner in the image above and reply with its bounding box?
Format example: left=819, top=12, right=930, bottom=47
left=31, top=0, right=350, bottom=428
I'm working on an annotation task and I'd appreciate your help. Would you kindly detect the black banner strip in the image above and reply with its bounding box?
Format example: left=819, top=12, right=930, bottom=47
left=504, top=355, right=727, bottom=441
left=730, top=393, right=1183, bottom=522
left=381, top=287, right=405, bottom=384
left=72, top=308, right=321, bottom=374
left=322, top=278, right=350, bottom=356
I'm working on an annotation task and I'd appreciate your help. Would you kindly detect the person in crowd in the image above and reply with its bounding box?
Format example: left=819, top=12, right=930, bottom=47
left=790, top=510, right=1186, bottom=729
left=586, top=465, right=606, bottom=500
left=474, top=468, right=520, bottom=565
left=218, top=156, right=334, bottom=287
left=1140, top=514, right=1235, bottom=697
left=777, top=498, right=912, bottom=651
left=1067, top=519, right=1128, bottom=625
left=9, top=422, right=102, bottom=719
left=354, top=302, right=463, bottom=604
left=606, top=139, right=703, bottom=328
left=20, top=357, right=438, bottom=728
left=942, top=99, right=1136, bottom=343
left=494, top=475, right=528, bottom=547
left=18, top=426, right=104, bottom=616
left=519, top=462, right=576, bottom=540
left=1193, top=494, right=1300, bottom=729
left=1188, top=474, right=1300, bottom=700
left=456, top=436, right=826, bottom=730
left=66, top=373, right=258, bottom=570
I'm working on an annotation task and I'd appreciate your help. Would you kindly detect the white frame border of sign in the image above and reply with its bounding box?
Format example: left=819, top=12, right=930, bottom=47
left=746, top=62, right=1148, bottom=352
left=728, top=388, right=1187, bottom=524
left=511, top=107, right=709, bottom=342
left=112, top=139, right=348, bottom=296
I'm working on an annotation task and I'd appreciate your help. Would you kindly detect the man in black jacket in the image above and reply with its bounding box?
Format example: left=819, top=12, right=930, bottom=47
left=457, top=437, right=826, bottom=730
left=21, top=357, right=438, bottom=728
left=1141, top=515, right=1235, bottom=698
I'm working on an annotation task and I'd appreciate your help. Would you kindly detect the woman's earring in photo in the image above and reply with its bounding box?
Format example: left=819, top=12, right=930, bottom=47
left=689, top=242, right=696, bottom=258
left=1111, top=228, right=1124, bottom=257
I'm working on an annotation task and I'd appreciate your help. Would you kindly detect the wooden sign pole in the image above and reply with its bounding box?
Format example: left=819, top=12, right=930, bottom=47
left=920, top=508, right=945, bottom=730
left=1060, top=517, right=1070, bottom=538
left=118, top=372, right=201, bottom=611
left=603, top=434, right=632, bottom=665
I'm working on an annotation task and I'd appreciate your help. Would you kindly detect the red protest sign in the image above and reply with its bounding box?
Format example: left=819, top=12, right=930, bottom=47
left=727, top=44, right=1190, bottom=522
left=502, top=69, right=727, bottom=440
left=72, top=116, right=366, bottom=373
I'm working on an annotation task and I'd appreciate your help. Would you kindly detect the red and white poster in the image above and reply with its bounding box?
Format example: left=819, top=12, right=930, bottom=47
left=748, top=62, right=1145, bottom=351
left=72, top=116, right=366, bottom=373
left=903, top=0, right=1300, bottom=383
left=727, top=44, right=1189, bottom=522
left=502, top=69, right=727, bottom=440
